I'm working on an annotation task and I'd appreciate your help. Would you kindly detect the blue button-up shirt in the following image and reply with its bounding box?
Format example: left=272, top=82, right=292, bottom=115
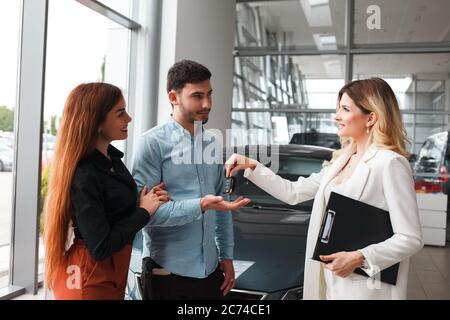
left=132, top=117, right=233, bottom=278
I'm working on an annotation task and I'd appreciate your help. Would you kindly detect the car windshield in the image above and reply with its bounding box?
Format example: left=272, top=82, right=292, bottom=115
left=233, top=155, right=326, bottom=207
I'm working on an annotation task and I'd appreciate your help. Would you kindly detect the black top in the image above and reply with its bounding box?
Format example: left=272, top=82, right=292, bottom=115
left=71, top=145, right=149, bottom=261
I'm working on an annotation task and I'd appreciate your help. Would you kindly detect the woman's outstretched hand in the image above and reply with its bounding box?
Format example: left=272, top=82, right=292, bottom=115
left=225, top=153, right=258, bottom=177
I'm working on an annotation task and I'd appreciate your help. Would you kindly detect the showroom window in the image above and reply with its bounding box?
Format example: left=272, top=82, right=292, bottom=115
left=353, top=53, right=450, bottom=152
left=234, top=1, right=346, bottom=145
left=0, top=0, right=22, bottom=290
left=234, top=0, right=450, bottom=153
left=0, top=0, right=144, bottom=299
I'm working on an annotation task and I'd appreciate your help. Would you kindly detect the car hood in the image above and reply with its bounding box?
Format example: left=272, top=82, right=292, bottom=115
left=232, top=205, right=311, bottom=294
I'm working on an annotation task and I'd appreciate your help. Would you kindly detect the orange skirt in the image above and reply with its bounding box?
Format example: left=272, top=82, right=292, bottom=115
left=53, top=240, right=132, bottom=300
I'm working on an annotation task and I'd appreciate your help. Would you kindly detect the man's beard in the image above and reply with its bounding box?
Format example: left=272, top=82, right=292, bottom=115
left=180, top=104, right=209, bottom=124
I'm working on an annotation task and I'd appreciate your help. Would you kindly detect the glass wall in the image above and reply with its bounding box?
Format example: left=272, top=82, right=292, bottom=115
left=234, top=0, right=450, bottom=152
left=232, top=54, right=345, bottom=144
left=353, top=53, right=450, bottom=152
left=236, top=1, right=346, bottom=50
left=0, top=0, right=21, bottom=290
left=234, top=1, right=348, bottom=145
left=38, top=0, right=132, bottom=279
left=0, top=0, right=141, bottom=298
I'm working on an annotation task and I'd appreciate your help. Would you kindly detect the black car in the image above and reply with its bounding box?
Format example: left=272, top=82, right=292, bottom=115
left=126, top=144, right=334, bottom=300
left=289, top=130, right=341, bottom=150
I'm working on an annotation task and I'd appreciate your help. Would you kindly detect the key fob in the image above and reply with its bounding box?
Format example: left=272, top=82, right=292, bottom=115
left=223, top=176, right=236, bottom=194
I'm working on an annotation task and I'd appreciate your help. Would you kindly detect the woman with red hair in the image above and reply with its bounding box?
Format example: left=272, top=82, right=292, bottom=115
left=44, top=83, right=168, bottom=299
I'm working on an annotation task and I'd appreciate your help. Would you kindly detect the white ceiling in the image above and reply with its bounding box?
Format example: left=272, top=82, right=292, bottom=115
left=245, top=0, right=450, bottom=45
left=354, top=0, right=450, bottom=44
left=248, top=0, right=346, bottom=47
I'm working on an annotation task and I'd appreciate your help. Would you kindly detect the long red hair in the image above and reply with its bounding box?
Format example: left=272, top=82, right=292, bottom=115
left=44, top=83, right=123, bottom=289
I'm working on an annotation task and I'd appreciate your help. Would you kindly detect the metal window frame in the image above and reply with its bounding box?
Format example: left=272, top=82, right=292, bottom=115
left=5, top=0, right=48, bottom=298
left=75, top=0, right=141, bottom=30
left=235, top=45, right=450, bottom=57
left=231, top=108, right=450, bottom=115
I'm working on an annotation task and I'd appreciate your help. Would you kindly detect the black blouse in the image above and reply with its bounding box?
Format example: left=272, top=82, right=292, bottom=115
left=71, top=145, right=149, bottom=261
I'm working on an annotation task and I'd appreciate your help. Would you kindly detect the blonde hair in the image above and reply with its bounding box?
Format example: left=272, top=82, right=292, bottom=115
left=336, top=78, right=409, bottom=158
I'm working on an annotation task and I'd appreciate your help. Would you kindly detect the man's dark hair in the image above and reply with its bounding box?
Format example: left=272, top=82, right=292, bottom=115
left=166, top=59, right=212, bottom=93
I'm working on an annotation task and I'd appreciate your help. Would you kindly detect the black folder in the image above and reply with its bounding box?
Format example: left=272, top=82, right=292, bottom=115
left=312, top=192, right=399, bottom=285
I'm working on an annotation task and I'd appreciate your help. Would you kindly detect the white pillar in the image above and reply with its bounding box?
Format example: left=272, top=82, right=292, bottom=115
left=157, top=0, right=236, bottom=136
left=126, top=0, right=163, bottom=165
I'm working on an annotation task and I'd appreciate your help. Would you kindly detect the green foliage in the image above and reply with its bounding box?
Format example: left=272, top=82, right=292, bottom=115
left=50, top=116, right=57, bottom=136
left=39, top=163, right=51, bottom=235
left=100, top=56, right=106, bottom=82
left=0, top=106, right=14, bottom=132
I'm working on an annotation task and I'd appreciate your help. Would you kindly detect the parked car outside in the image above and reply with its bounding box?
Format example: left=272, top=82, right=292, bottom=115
left=413, top=131, right=450, bottom=211
left=126, top=144, right=334, bottom=300
left=413, top=131, right=449, bottom=193
left=0, top=136, right=14, bottom=149
left=0, top=143, right=13, bottom=172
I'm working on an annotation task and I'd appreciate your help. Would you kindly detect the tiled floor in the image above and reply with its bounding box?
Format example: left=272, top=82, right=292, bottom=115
left=408, top=243, right=450, bottom=300
left=9, top=243, right=450, bottom=300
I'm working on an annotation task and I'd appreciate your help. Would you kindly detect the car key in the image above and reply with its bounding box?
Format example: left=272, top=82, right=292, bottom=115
left=223, top=176, right=236, bottom=194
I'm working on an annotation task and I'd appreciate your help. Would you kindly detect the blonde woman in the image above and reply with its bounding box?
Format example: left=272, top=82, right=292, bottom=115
left=226, top=78, right=423, bottom=300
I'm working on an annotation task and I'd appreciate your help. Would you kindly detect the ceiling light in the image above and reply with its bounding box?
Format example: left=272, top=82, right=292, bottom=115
left=299, top=0, right=332, bottom=27
left=308, top=0, right=329, bottom=7
left=313, top=34, right=337, bottom=50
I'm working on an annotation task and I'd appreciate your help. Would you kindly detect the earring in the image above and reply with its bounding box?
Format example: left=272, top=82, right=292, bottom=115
left=366, top=127, right=370, bottom=134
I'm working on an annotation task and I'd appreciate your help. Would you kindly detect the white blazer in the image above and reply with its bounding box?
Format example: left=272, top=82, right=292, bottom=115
left=244, top=144, right=423, bottom=300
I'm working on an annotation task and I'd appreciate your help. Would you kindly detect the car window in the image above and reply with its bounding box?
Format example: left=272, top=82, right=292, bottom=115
left=277, top=157, right=324, bottom=177
left=290, top=132, right=341, bottom=149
